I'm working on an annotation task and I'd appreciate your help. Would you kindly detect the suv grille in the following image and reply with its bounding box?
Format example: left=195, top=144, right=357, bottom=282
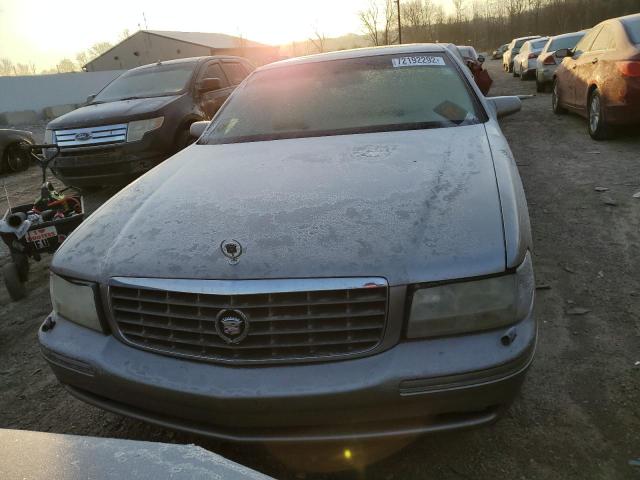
left=54, top=123, right=127, bottom=148
left=109, top=278, right=388, bottom=364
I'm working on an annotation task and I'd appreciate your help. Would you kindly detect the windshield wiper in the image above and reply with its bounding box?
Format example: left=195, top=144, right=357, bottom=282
left=118, top=96, right=145, bottom=101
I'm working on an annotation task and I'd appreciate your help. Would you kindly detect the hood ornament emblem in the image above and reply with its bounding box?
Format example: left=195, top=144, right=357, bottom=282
left=215, top=309, right=249, bottom=344
left=221, top=239, right=242, bottom=264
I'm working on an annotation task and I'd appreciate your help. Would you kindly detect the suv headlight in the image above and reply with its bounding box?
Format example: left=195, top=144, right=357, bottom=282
left=407, top=252, right=534, bottom=338
left=126, top=116, right=164, bottom=142
left=44, top=129, right=53, bottom=144
left=50, top=273, right=104, bottom=332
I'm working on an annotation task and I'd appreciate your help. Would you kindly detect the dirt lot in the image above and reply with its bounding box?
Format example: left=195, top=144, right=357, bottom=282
left=1, top=60, right=638, bottom=479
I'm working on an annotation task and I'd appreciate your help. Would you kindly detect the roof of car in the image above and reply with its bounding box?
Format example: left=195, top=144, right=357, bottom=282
left=549, top=30, right=587, bottom=40
left=618, top=12, right=640, bottom=23
left=129, top=56, right=246, bottom=72
left=512, top=35, right=541, bottom=42
left=258, top=44, right=448, bottom=71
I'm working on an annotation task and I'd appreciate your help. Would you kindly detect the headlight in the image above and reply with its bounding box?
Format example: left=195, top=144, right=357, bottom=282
left=407, top=252, right=534, bottom=338
left=44, top=129, right=53, bottom=144
left=50, top=273, right=103, bottom=332
left=126, top=116, right=164, bottom=142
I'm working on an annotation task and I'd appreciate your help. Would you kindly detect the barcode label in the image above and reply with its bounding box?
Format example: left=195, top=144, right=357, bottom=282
left=392, top=56, right=446, bottom=67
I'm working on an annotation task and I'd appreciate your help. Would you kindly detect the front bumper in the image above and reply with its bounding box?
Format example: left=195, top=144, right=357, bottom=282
left=51, top=140, right=171, bottom=188
left=536, top=66, right=556, bottom=84
left=39, top=310, right=536, bottom=443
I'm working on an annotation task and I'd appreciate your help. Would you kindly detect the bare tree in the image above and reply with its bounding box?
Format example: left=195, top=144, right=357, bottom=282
left=453, top=0, right=467, bottom=24
left=76, top=51, right=89, bottom=69
left=359, top=0, right=381, bottom=46
left=14, top=63, right=36, bottom=75
left=382, top=0, right=397, bottom=45
left=56, top=58, right=77, bottom=73
left=0, top=58, right=14, bottom=76
left=87, top=42, right=113, bottom=61
left=309, top=23, right=327, bottom=53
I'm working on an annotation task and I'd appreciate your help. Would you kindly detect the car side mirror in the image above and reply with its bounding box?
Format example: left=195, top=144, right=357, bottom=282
left=487, top=96, right=522, bottom=119
left=198, top=77, right=222, bottom=93
left=86, top=94, right=96, bottom=104
left=190, top=121, right=210, bottom=139
left=555, top=48, right=573, bottom=59
left=477, top=55, right=485, bottom=64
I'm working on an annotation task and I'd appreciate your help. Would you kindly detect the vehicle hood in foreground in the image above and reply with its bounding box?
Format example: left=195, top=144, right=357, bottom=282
left=53, top=125, right=507, bottom=286
left=47, top=95, right=181, bottom=130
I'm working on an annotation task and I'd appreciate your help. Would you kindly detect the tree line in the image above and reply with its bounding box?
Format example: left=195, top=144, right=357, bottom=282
left=360, top=0, right=639, bottom=51
left=0, top=29, right=130, bottom=76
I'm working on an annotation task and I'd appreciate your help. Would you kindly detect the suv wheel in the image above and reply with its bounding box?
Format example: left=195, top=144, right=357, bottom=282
left=552, top=79, right=566, bottom=114
left=588, top=89, right=611, bottom=140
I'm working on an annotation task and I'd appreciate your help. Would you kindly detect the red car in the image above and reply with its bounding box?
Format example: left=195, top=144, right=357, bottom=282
left=552, top=13, right=640, bottom=140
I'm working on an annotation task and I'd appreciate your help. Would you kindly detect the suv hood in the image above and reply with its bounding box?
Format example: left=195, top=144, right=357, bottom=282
left=47, top=95, right=181, bottom=130
left=53, top=125, right=507, bottom=286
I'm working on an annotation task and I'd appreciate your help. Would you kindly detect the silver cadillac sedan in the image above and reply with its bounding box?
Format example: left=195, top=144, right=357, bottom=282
left=40, top=44, right=535, bottom=443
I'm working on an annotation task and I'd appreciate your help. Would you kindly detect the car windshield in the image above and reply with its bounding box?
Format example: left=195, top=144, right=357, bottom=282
left=532, top=38, right=548, bottom=50
left=623, top=17, right=640, bottom=44
left=201, top=53, right=482, bottom=145
left=514, top=37, right=535, bottom=50
left=550, top=33, right=585, bottom=51
left=93, top=62, right=196, bottom=103
left=458, top=46, right=478, bottom=59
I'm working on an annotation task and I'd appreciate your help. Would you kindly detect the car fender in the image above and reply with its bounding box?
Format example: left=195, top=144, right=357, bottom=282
left=483, top=121, right=533, bottom=268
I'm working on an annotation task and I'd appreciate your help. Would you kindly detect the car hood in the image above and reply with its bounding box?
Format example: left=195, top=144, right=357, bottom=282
left=53, top=125, right=507, bottom=286
left=47, top=95, right=181, bottom=129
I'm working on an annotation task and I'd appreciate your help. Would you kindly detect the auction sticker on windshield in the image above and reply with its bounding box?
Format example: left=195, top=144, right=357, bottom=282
left=392, top=56, right=446, bottom=67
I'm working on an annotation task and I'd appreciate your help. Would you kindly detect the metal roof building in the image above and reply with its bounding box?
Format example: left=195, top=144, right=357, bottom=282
left=84, top=30, right=279, bottom=71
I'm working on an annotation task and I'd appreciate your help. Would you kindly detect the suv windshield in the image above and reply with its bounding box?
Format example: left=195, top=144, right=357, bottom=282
left=202, top=53, right=482, bottom=145
left=93, top=62, right=196, bottom=103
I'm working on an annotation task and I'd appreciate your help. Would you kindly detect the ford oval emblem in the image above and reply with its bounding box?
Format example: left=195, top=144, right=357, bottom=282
left=75, top=132, right=92, bottom=141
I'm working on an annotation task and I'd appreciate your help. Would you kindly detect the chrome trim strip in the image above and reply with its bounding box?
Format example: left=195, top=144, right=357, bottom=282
left=109, top=276, right=389, bottom=295
left=55, top=123, right=128, bottom=134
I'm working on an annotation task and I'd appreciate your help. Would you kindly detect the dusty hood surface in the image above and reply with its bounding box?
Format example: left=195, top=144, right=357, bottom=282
left=47, top=95, right=180, bottom=129
left=53, top=125, right=507, bottom=286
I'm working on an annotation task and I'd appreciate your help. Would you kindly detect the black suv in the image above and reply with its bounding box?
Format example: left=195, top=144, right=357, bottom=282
left=45, top=56, right=254, bottom=188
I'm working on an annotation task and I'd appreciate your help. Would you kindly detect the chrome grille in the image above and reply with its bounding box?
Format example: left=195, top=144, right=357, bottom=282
left=54, top=123, right=127, bottom=148
left=109, top=277, right=388, bottom=364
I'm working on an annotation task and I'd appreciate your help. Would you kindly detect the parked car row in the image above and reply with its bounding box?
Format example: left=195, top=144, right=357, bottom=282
left=496, top=12, right=640, bottom=140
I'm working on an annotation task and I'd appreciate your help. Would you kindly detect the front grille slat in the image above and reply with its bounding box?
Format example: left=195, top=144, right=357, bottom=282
left=110, top=292, right=385, bottom=309
left=110, top=279, right=388, bottom=364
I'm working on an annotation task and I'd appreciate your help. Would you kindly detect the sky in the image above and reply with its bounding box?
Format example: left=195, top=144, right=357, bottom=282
left=0, top=0, right=452, bottom=70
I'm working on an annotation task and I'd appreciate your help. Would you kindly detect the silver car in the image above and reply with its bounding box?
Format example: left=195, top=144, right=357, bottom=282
left=513, top=37, right=549, bottom=79
left=535, top=31, right=587, bottom=92
left=503, top=35, right=541, bottom=72
left=40, top=44, right=536, bottom=443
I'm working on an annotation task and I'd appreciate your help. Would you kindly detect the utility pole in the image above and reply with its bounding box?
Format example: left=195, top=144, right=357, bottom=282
left=396, top=0, right=402, bottom=44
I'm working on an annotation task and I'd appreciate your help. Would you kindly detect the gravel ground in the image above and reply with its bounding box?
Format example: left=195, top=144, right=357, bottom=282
left=1, top=61, right=638, bottom=479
